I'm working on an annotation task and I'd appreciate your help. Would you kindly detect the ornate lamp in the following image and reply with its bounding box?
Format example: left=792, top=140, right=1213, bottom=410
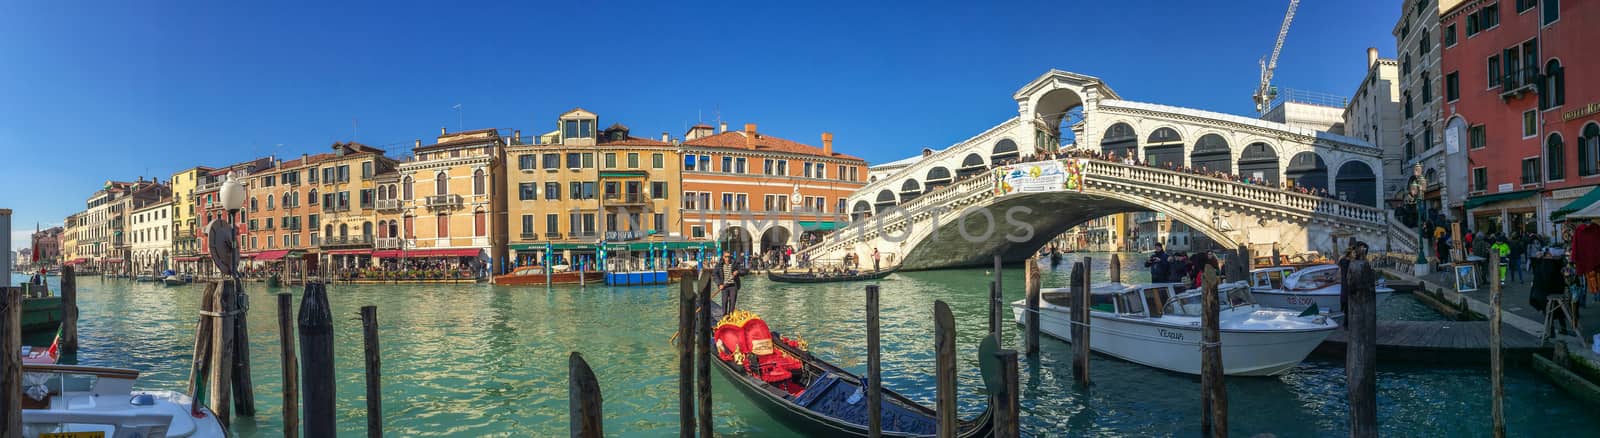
left=209, top=171, right=246, bottom=278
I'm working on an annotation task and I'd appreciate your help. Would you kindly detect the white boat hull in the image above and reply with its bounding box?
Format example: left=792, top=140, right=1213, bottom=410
left=1012, top=304, right=1333, bottom=376
left=1252, top=287, right=1393, bottom=314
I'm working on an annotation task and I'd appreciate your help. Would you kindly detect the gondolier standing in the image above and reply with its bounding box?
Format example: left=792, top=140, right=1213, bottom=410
left=718, top=254, right=743, bottom=311
left=871, top=248, right=881, bottom=272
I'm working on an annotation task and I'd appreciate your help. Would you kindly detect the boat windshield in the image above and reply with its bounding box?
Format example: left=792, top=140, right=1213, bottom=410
left=1117, top=291, right=1146, bottom=316
left=1224, top=285, right=1256, bottom=308
left=1285, top=266, right=1339, bottom=290
left=1164, top=293, right=1203, bottom=317
left=1251, top=269, right=1289, bottom=289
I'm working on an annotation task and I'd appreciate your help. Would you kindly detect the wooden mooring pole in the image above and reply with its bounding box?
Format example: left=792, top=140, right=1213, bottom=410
left=210, top=281, right=236, bottom=428
left=569, top=352, right=603, bottom=438
left=276, top=293, right=300, bottom=438
left=1025, top=256, right=1041, bottom=356
left=1108, top=253, right=1121, bottom=284
left=1070, top=261, right=1090, bottom=385
left=299, top=282, right=336, bottom=438
left=61, top=265, right=78, bottom=356
left=1489, top=251, right=1505, bottom=438
left=866, top=285, right=883, bottom=438
left=934, top=300, right=957, bottom=438
left=994, top=349, right=1021, bottom=438
left=1199, top=266, right=1226, bottom=437
left=992, top=255, right=1003, bottom=339
left=2, top=286, right=22, bottom=437
left=1346, top=257, right=1378, bottom=438
left=187, top=283, right=219, bottom=420
left=229, top=279, right=256, bottom=417
left=677, top=276, right=696, bottom=437
left=361, top=305, right=382, bottom=438
left=695, top=273, right=713, bottom=437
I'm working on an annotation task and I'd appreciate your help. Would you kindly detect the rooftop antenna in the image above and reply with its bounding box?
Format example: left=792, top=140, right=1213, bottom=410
left=453, top=103, right=463, bottom=131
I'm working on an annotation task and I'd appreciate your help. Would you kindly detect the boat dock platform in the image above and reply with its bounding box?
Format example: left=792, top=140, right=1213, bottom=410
left=1314, top=320, right=1545, bottom=364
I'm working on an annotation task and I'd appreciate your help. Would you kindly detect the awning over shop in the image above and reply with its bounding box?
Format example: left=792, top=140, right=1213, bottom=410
left=509, top=243, right=597, bottom=251
left=600, top=241, right=714, bottom=252
left=1463, top=190, right=1539, bottom=210
left=245, top=250, right=294, bottom=261
left=64, top=258, right=87, bottom=265
left=1551, top=187, right=1600, bottom=220
left=1566, top=201, right=1600, bottom=220
left=326, top=249, right=373, bottom=256
left=375, top=248, right=481, bottom=258
left=798, top=220, right=843, bottom=231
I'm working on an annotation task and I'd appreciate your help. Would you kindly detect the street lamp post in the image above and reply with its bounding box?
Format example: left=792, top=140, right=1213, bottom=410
left=211, top=171, right=247, bottom=281
left=1410, top=164, right=1429, bottom=276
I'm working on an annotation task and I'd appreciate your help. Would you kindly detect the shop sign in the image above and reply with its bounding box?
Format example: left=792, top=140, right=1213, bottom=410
left=1563, top=101, right=1600, bottom=122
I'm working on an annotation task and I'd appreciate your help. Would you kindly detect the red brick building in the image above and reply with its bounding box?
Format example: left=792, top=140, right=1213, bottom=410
left=1442, top=0, right=1597, bottom=237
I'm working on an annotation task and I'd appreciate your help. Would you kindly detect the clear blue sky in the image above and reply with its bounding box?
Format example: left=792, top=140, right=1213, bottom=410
left=1, top=0, right=1401, bottom=251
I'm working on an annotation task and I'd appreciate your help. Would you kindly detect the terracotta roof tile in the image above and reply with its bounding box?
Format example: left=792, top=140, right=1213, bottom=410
left=683, top=131, right=863, bottom=161
left=598, top=135, right=671, bottom=147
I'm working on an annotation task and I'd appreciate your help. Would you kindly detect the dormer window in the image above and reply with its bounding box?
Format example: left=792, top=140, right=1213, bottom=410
left=563, top=118, right=595, bottom=140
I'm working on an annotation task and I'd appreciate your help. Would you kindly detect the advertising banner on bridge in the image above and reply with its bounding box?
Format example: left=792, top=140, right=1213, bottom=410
left=993, top=159, right=1085, bottom=196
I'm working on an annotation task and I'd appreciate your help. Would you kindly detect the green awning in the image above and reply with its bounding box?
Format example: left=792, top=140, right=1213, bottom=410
left=798, top=220, right=843, bottom=231
left=1463, top=190, right=1538, bottom=210
left=1551, top=187, right=1600, bottom=220
left=509, top=243, right=597, bottom=251
left=599, top=171, right=647, bottom=178
left=603, top=241, right=714, bottom=251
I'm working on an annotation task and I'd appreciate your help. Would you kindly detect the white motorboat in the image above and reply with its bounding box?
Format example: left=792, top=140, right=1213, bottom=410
left=1011, top=281, right=1337, bottom=376
left=21, top=364, right=226, bottom=437
left=1248, top=264, right=1393, bottom=315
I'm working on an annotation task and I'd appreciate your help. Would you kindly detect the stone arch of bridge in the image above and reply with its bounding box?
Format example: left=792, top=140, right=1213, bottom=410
left=894, top=189, right=1244, bottom=270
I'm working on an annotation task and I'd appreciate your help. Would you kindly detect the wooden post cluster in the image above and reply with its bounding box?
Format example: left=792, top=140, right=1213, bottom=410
left=299, top=282, right=336, bottom=438
left=276, top=293, right=300, bottom=438
left=186, top=283, right=218, bottom=422
left=230, top=280, right=256, bottom=417
left=1199, top=267, right=1227, bottom=437
left=994, top=349, right=1021, bottom=438
left=569, top=352, right=603, bottom=438
left=1025, top=256, right=1042, bottom=356
left=361, top=305, right=383, bottom=438
left=677, top=275, right=696, bottom=437
left=61, top=265, right=78, bottom=356
left=2, top=287, right=22, bottom=438
left=934, top=300, right=957, bottom=438
left=1489, top=252, right=1505, bottom=438
left=1108, top=254, right=1121, bottom=284
left=1070, top=260, right=1091, bottom=385
left=866, top=285, right=883, bottom=438
left=991, top=254, right=1004, bottom=340
left=210, top=281, right=237, bottom=427
left=1345, top=259, right=1378, bottom=438
left=695, top=272, right=713, bottom=437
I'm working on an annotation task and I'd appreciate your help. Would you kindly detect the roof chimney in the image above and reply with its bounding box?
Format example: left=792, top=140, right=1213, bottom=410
left=744, top=123, right=757, bottom=150
left=414, top=139, right=422, bottom=148
left=440, top=127, right=447, bottom=135
left=302, top=153, right=309, bottom=164
left=1366, top=47, right=1379, bottom=68
left=719, top=122, right=727, bottom=133
left=822, top=132, right=833, bottom=156
left=512, top=129, right=522, bottom=145
left=661, top=132, right=670, bottom=142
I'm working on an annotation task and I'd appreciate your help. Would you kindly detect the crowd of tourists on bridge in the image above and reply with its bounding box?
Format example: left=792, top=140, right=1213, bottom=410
left=1051, top=148, right=1340, bottom=199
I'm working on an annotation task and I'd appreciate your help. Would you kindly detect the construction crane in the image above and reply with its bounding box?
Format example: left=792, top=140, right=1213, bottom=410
left=1254, top=0, right=1301, bottom=115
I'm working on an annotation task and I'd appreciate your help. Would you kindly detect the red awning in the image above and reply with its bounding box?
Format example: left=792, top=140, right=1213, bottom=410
left=174, top=256, right=206, bottom=262
left=376, top=248, right=481, bottom=258
left=327, top=249, right=373, bottom=256
left=248, top=250, right=292, bottom=261
left=102, top=258, right=124, bottom=263
left=64, top=258, right=87, bottom=265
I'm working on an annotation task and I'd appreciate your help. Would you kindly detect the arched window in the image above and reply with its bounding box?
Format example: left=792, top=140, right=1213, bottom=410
left=474, top=209, right=486, bottom=236
left=309, top=188, right=319, bottom=205
left=1543, top=59, right=1565, bottom=110
left=325, top=224, right=333, bottom=237
left=403, top=215, right=415, bottom=239
left=1237, top=142, right=1280, bottom=184
left=362, top=221, right=373, bottom=239
left=1335, top=161, right=1378, bottom=207
left=250, top=197, right=258, bottom=211
left=1548, top=133, right=1565, bottom=181
left=377, top=220, right=387, bottom=239
left=472, top=169, right=485, bottom=195
left=281, top=193, right=291, bottom=209
left=388, top=221, right=399, bottom=239
left=402, top=177, right=414, bottom=200
left=1144, top=127, right=1184, bottom=168
left=1190, top=134, right=1232, bottom=174
left=1101, top=122, right=1137, bottom=158
left=267, top=195, right=274, bottom=210
left=991, top=139, right=1019, bottom=162
left=338, top=223, right=348, bottom=238
left=1580, top=123, right=1600, bottom=177
left=435, top=172, right=448, bottom=195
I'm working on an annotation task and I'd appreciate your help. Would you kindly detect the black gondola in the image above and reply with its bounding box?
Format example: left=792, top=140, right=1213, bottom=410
left=767, top=268, right=896, bottom=284
left=708, top=303, right=994, bottom=437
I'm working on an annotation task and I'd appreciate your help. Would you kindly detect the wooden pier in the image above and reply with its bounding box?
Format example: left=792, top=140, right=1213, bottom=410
left=1315, top=320, right=1545, bottom=364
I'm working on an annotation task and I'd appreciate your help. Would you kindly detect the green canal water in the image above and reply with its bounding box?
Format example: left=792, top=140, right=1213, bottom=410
left=12, top=253, right=1600, bottom=436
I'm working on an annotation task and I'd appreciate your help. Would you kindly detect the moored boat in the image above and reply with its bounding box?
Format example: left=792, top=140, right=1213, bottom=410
left=1011, top=281, right=1337, bottom=376
left=21, top=364, right=226, bottom=437
left=1248, top=264, right=1393, bottom=314
left=767, top=268, right=895, bottom=284
left=19, top=283, right=62, bottom=335
left=709, top=305, right=993, bottom=437
left=492, top=266, right=604, bottom=285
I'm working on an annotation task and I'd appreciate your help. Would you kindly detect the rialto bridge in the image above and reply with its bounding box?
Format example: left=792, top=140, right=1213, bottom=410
left=798, top=70, right=1413, bottom=270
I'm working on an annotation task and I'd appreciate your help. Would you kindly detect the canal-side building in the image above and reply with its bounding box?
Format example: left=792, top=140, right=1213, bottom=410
left=193, top=157, right=273, bottom=277
left=61, top=212, right=82, bottom=268
left=316, top=142, right=396, bottom=273
left=169, top=166, right=214, bottom=274
left=392, top=128, right=507, bottom=276
left=243, top=152, right=336, bottom=277
left=503, top=109, right=684, bottom=269
left=1394, top=0, right=1456, bottom=217
left=679, top=123, right=868, bottom=257
left=109, top=179, right=171, bottom=276
left=1441, top=0, right=1596, bottom=237
left=1342, top=48, right=1405, bottom=202
left=29, top=226, right=63, bottom=269
left=129, top=196, right=173, bottom=274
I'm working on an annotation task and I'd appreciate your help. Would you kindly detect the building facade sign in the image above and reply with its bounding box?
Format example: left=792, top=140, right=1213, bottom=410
left=993, top=159, right=1084, bottom=196
left=1561, top=102, right=1600, bottom=122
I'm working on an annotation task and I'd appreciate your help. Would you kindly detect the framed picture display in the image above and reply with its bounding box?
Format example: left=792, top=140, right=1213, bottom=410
left=1454, top=263, right=1478, bottom=293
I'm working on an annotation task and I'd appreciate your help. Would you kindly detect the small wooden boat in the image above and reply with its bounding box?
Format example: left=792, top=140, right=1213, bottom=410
left=19, top=283, right=61, bottom=335
left=163, top=275, right=186, bottom=286
left=767, top=268, right=896, bottom=284
left=22, top=364, right=226, bottom=437
left=709, top=304, right=993, bottom=437
left=493, top=266, right=605, bottom=286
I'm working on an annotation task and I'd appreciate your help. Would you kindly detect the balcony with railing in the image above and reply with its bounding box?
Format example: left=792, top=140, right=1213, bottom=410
left=1500, top=64, right=1540, bottom=98
left=568, top=231, right=597, bottom=240
left=425, top=194, right=463, bottom=209
left=319, top=235, right=373, bottom=248
left=518, top=232, right=538, bottom=240
left=606, top=193, right=648, bottom=205
left=376, top=199, right=403, bottom=211
left=374, top=237, right=403, bottom=249
left=544, top=232, right=563, bottom=240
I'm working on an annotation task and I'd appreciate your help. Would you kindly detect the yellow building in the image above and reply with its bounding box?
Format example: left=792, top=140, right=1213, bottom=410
left=503, top=109, right=683, bottom=270
left=169, top=166, right=213, bottom=273
left=389, top=128, right=507, bottom=276
left=61, top=212, right=82, bottom=267
left=307, top=142, right=395, bottom=272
